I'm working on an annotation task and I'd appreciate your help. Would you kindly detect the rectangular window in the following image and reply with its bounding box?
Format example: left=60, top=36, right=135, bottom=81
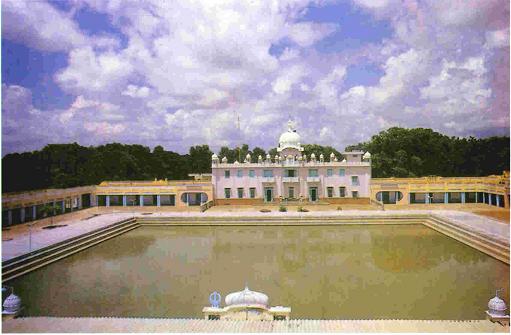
left=224, top=188, right=231, bottom=199
left=249, top=170, right=255, bottom=178
left=327, top=169, right=333, bottom=176
left=285, top=169, right=297, bottom=177
left=352, top=191, right=359, bottom=198
left=308, top=169, right=318, bottom=177
left=160, top=195, right=176, bottom=206
left=351, top=176, right=359, bottom=186
left=224, top=170, right=230, bottom=178
left=237, top=188, right=244, bottom=198
left=237, top=170, right=243, bottom=177
left=288, top=187, right=295, bottom=198
left=327, top=187, right=333, bottom=198
left=249, top=188, right=256, bottom=198
left=263, top=170, right=273, bottom=177
left=339, top=187, right=346, bottom=197
left=339, top=169, right=345, bottom=176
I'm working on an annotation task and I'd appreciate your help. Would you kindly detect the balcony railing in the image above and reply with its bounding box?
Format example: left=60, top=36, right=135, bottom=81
left=306, top=176, right=320, bottom=182
left=282, top=177, right=300, bottom=183
left=262, top=177, right=275, bottom=183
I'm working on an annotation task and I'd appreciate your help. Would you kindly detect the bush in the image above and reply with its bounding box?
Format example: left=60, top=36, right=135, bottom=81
left=297, top=206, right=309, bottom=212
left=337, top=206, right=342, bottom=211
left=260, top=209, right=271, bottom=213
left=279, top=205, right=287, bottom=212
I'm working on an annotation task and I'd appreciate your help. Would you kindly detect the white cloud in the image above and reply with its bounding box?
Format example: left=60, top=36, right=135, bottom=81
left=287, top=22, right=338, bottom=47
left=84, top=122, right=126, bottom=136
left=420, top=57, right=492, bottom=115
left=486, top=29, right=510, bottom=49
left=56, top=47, right=133, bottom=93
left=2, top=0, right=508, bottom=154
left=122, top=85, right=151, bottom=98
left=2, top=0, right=88, bottom=52
left=272, top=64, right=309, bottom=95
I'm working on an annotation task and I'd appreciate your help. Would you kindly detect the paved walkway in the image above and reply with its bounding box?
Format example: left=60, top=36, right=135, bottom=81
left=2, top=209, right=509, bottom=261
left=2, top=213, right=134, bottom=261
left=3, top=317, right=508, bottom=333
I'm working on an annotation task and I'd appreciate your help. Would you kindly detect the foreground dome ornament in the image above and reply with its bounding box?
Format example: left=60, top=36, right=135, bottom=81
left=225, top=285, right=269, bottom=307
left=203, top=285, right=290, bottom=321
left=486, top=289, right=509, bottom=326
left=2, top=287, right=22, bottom=318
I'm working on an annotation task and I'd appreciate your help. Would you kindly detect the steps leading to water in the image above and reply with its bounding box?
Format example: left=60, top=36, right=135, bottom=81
left=2, top=218, right=139, bottom=282
left=424, top=215, right=509, bottom=264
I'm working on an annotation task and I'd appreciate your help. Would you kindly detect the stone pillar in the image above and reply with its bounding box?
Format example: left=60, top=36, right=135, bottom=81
left=140, top=195, right=144, bottom=207
left=475, top=192, right=478, bottom=203
left=123, top=195, right=127, bottom=206
left=20, top=208, right=26, bottom=223
left=62, top=200, right=66, bottom=214
left=461, top=192, right=466, bottom=203
left=157, top=195, right=161, bottom=207
left=496, top=195, right=501, bottom=207
left=52, top=201, right=57, bottom=215
left=106, top=195, right=110, bottom=207
left=7, top=210, right=12, bottom=226
left=444, top=192, right=449, bottom=204
left=78, top=196, right=82, bottom=209
left=489, top=194, right=493, bottom=206
left=32, top=206, right=37, bottom=220
left=425, top=193, right=429, bottom=204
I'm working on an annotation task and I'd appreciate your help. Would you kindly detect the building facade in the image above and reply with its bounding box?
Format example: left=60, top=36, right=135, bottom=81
left=211, top=121, right=372, bottom=204
left=371, top=173, right=510, bottom=208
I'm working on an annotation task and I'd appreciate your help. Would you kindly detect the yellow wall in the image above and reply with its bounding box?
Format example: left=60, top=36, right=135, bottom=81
left=370, top=173, right=509, bottom=207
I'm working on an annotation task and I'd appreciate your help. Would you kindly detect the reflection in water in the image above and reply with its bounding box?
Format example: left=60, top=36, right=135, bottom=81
left=6, top=225, right=509, bottom=320
left=370, top=226, right=486, bottom=273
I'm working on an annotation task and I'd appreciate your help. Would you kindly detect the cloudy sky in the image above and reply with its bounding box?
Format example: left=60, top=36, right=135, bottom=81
left=2, top=0, right=509, bottom=155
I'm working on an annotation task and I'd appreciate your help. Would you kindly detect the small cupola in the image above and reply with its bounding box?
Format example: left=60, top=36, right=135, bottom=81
left=488, top=292, right=507, bottom=316
left=225, top=286, right=269, bottom=308
left=2, top=290, right=22, bottom=316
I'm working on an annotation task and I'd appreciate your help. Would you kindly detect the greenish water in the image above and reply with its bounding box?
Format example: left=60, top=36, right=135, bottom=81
left=6, top=225, right=509, bottom=319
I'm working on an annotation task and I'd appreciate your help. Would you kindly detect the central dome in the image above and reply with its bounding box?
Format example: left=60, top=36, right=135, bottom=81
left=278, top=120, right=302, bottom=150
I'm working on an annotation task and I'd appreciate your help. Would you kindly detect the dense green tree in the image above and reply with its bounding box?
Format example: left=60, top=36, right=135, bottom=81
left=347, top=127, right=510, bottom=178
left=188, top=145, right=213, bottom=173
left=251, top=147, right=266, bottom=161
left=2, top=127, right=509, bottom=193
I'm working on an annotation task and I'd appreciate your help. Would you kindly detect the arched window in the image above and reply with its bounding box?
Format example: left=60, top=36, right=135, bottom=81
left=375, top=191, right=403, bottom=204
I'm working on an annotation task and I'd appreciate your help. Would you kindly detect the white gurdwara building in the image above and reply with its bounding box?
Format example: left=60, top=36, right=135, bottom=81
left=211, top=121, right=371, bottom=204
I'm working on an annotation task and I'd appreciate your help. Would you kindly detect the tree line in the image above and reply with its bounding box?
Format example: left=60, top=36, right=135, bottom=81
left=2, top=127, right=509, bottom=193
